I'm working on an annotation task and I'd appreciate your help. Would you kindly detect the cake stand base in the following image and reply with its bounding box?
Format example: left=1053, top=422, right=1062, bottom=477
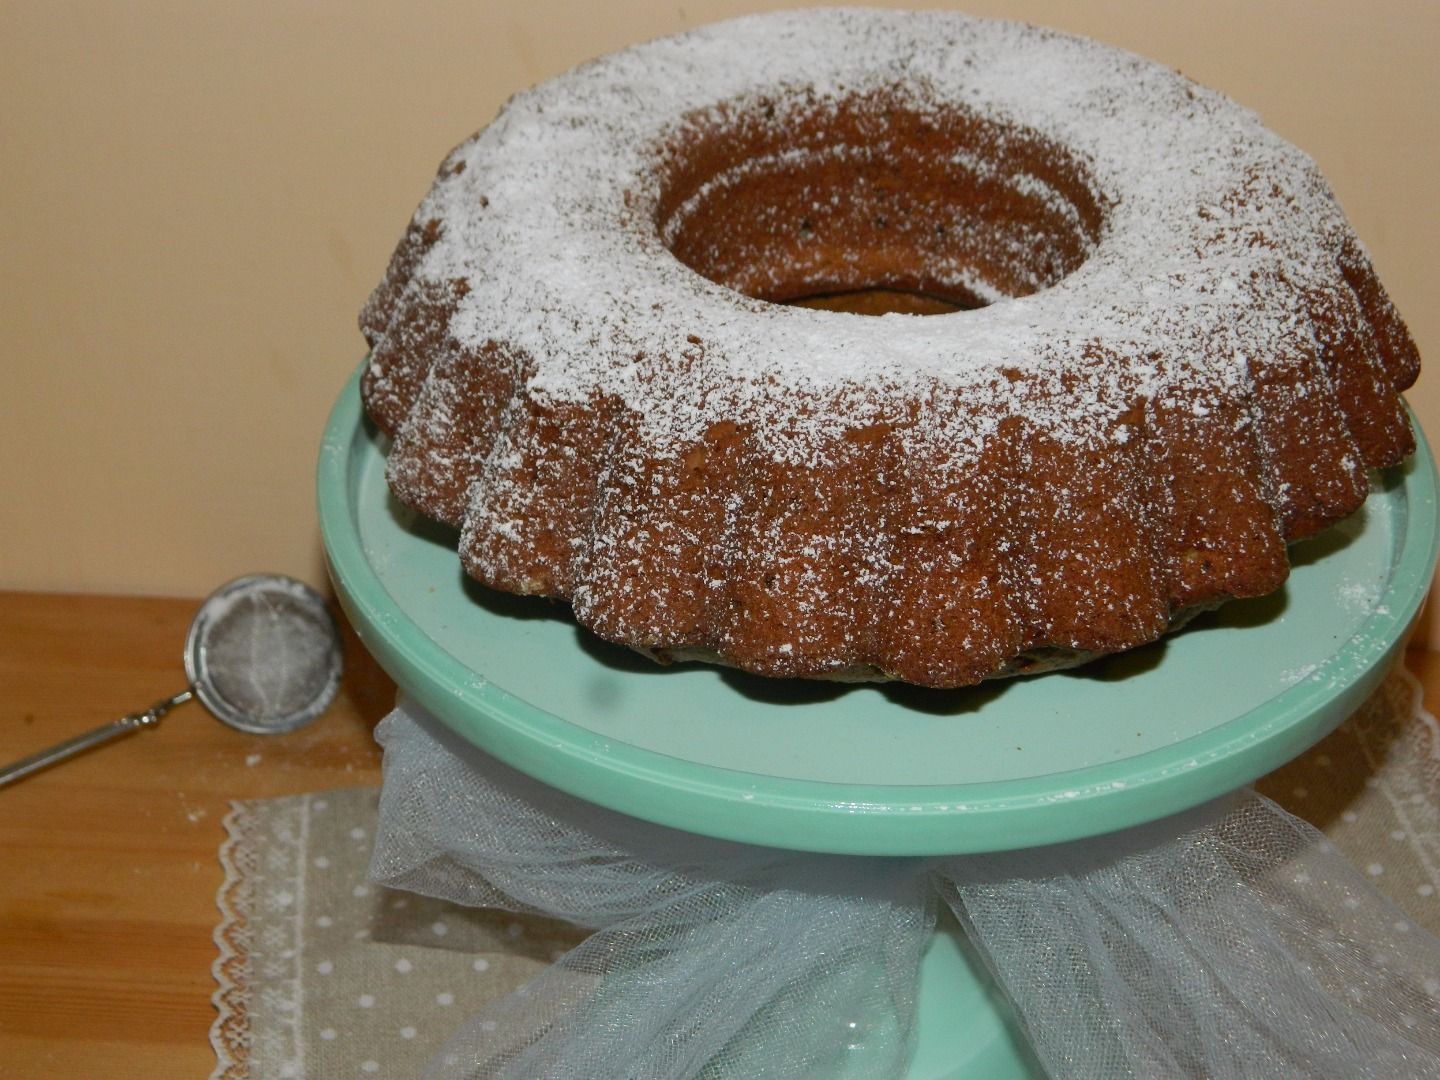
left=319, top=368, right=1439, bottom=1075
left=909, top=911, right=1039, bottom=1079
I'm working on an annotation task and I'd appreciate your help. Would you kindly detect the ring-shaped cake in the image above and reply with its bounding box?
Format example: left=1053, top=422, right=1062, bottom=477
left=360, top=9, right=1419, bottom=687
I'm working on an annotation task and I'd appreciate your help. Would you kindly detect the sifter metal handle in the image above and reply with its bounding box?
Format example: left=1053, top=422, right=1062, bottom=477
left=0, top=690, right=193, bottom=789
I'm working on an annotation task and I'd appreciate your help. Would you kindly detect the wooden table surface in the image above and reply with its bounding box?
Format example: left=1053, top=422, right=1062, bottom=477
left=3, top=590, right=1438, bottom=1078
left=0, top=591, right=395, bottom=1079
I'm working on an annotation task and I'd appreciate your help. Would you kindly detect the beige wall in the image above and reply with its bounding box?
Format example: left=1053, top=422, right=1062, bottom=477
left=3, top=1, right=1437, bottom=636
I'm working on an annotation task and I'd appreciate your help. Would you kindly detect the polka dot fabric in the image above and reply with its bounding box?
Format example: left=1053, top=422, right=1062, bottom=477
left=1258, top=662, right=1440, bottom=930
left=211, top=788, right=583, bottom=1079
left=211, top=662, right=1439, bottom=1077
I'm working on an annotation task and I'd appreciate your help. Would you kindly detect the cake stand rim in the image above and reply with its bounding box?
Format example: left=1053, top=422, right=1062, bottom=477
left=319, top=365, right=1440, bottom=855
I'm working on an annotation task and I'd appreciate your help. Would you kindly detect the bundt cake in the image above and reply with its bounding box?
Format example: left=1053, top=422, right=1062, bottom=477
left=359, top=9, right=1419, bottom=688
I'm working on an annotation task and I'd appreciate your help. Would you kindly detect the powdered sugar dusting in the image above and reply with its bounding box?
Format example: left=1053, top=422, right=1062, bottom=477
left=361, top=8, right=1414, bottom=686
left=409, top=9, right=1349, bottom=459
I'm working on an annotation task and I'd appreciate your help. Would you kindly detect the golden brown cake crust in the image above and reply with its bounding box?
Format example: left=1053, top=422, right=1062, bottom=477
left=360, top=10, right=1419, bottom=688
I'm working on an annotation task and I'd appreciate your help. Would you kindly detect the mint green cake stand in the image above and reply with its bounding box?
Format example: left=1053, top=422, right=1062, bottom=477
left=319, top=368, right=1438, bottom=1078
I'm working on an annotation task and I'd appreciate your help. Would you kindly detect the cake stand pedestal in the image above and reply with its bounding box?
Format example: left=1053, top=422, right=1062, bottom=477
left=319, top=370, right=1439, bottom=1077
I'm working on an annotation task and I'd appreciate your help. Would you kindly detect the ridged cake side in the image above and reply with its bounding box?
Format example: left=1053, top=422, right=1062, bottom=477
left=359, top=9, right=1418, bottom=688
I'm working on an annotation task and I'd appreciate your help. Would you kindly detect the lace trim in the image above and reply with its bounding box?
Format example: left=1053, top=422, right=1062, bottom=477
left=209, top=796, right=312, bottom=1080
left=210, top=801, right=254, bottom=1080
left=205, top=663, right=1438, bottom=1077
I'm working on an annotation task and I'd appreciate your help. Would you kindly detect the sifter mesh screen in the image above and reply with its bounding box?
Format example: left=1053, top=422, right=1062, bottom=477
left=202, top=592, right=336, bottom=720
left=187, top=576, right=343, bottom=733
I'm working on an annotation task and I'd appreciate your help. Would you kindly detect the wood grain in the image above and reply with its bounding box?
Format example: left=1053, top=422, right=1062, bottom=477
left=0, top=591, right=1434, bottom=1076
left=0, top=591, right=393, bottom=1078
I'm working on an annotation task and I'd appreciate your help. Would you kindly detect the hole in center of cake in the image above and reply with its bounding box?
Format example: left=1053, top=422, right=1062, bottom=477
left=655, top=90, right=1104, bottom=315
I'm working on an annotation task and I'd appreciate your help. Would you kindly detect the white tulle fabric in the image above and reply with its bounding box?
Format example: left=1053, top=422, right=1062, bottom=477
left=371, top=700, right=1440, bottom=1079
